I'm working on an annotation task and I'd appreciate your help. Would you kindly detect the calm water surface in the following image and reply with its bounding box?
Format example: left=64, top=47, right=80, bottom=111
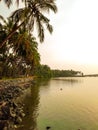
left=18, top=77, right=98, bottom=130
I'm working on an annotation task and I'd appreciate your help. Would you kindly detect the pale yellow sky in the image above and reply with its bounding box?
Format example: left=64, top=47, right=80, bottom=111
left=0, top=0, right=98, bottom=74
left=38, top=0, right=98, bottom=74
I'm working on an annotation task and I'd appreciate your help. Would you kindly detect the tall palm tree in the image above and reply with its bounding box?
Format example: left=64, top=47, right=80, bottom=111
left=0, top=0, right=57, bottom=48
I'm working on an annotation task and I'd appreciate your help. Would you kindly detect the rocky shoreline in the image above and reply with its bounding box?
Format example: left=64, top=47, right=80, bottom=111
left=0, top=77, right=34, bottom=130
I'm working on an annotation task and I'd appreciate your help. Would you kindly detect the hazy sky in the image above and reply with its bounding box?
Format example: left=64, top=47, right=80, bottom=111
left=38, top=0, right=98, bottom=74
left=0, top=0, right=98, bottom=74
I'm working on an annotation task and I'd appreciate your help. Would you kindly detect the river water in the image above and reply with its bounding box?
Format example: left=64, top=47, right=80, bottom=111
left=17, top=77, right=98, bottom=130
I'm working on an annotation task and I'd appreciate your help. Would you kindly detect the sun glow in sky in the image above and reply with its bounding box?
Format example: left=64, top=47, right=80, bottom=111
left=0, top=0, right=98, bottom=74
left=38, top=0, right=98, bottom=74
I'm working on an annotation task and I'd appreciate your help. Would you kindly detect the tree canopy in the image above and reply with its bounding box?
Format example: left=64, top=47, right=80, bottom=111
left=0, top=0, right=57, bottom=48
left=0, top=0, right=57, bottom=78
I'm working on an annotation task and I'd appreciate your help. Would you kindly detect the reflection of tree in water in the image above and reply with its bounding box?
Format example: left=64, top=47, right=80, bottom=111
left=35, top=78, right=51, bottom=87
left=53, top=78, right=82, bottom=86
left=63, top=78, right=81, bottom=84
left=17, top=79, right=50, bottom=130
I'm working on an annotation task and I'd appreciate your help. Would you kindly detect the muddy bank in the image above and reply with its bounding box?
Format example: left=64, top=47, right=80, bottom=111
left=0, top=77, right=34, bottom=130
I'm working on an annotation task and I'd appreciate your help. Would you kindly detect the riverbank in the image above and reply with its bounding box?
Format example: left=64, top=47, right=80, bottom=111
left=0, top=77, right=34, bottom=130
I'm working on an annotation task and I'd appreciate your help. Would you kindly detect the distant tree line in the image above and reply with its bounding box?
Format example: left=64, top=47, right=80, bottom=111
left=52, top=69, right=83, bottom=77
left=33, top=64, right=83, bottom=78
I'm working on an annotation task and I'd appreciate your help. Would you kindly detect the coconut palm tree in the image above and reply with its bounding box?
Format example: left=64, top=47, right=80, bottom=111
left=0, top=16, right=40, bottom=77
left=10, top=29, right=40, bottom=76
left=0, top=0, right=57, bottom=48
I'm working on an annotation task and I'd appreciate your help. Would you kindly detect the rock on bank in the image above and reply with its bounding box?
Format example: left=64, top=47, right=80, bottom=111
left=0, top=77, right=34, bottom=130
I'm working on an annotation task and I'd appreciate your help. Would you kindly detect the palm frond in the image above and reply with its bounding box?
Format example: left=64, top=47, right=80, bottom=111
left=4, top=0, right=12, bottom=8
left=27, top=15, right=34, bottom=31
left=37, top=0, right=58, bottom=13
left=0, top=15, right=7, bottom=24
left=40, top=13, right=50, bottom=23
left=36, top=14, right=44, bottom=42
left=11, top=8, right=25, bottom=23
left=46, top=23, right=53, bottom=33
left=15, top=0, right=27, bottom=7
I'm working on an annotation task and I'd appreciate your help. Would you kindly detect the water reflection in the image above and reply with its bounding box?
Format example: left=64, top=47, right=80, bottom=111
left=53, top=77, right=82, bottom=86
left=17, top=77, right=98, bottom=130
left=34, top=78, right=51, bottom=87
left=17, top=79, right=50, bottom=130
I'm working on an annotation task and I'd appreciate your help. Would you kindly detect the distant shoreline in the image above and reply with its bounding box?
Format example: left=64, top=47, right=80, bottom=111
left=84, top=74, right=98, bottom=77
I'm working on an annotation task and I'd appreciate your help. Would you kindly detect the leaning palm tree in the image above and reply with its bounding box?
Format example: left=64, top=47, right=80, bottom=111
left=0, top=0, right=57, bottom=48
